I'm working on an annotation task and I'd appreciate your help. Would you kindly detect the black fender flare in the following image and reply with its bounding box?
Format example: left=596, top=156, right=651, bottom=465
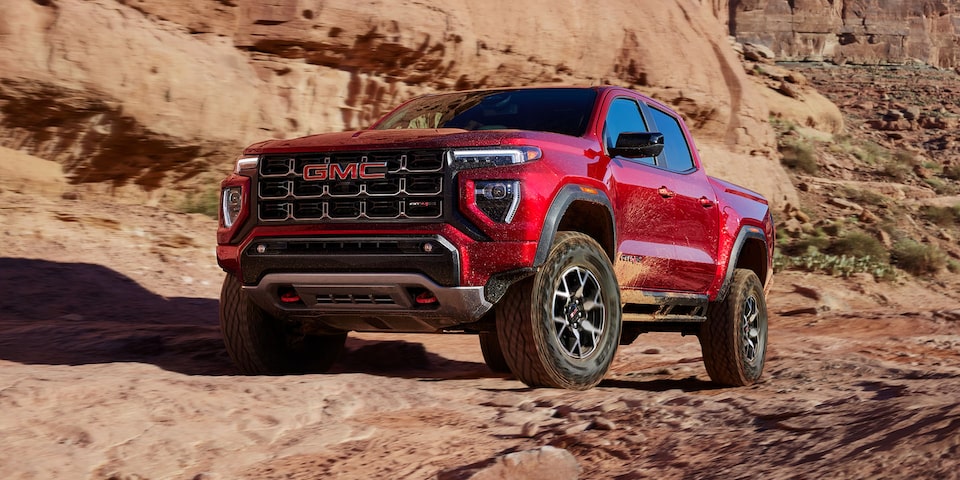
left=533, top=184, right=616, bottom=267
left=716, top=225, right=769, bottom=303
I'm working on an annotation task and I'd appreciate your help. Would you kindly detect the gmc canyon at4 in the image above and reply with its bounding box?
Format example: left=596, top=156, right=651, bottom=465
left=216, top=86, right=774, bottom=390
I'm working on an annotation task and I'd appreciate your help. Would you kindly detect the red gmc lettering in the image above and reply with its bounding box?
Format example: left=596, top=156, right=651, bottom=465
left=358, top=163, right=387, bottom=179
left=303, top=162, right=387, bottom=181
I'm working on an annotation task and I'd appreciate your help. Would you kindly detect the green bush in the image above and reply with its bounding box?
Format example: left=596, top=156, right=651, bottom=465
left=892, top=239, right=947, bottom=276
left=831, top=230, right=889, bottom=262
left=779, top=137, right=818, bottom=174
left=843, top=187, right=889, bottom=207
left=854, top=140, right=889, bottom=165
left=180, top=188, right=221, bottom=219
left=774, top=249, right=897, bottom=281
left=943, top=164, right=960, bottom=181
left=921, top=204, right=960, bottom=226
left=894, top=149, right=918, bottom=166
left=882, top=160, right=912, bottom=181
left=948, top=259, right=960, bottom=274
left=792, top=233, right=831, bottom=253
left=923, top=177, right=959, bottom=195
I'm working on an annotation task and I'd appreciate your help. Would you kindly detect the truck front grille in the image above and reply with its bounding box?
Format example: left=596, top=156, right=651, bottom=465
left=256, top=150, right=446, bottom=223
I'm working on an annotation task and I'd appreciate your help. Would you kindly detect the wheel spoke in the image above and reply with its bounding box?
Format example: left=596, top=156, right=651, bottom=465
left=573, top=269, right=587, bottom=297
left=556, top=278, right=572, bottom=299
left=582, top=289, right=603, bottom=312
left=581, top=319, right=601, bottom=346
left=550, top=265, right=608, bottom=359
left=570, top=329, right=583, bottom=355
left=740, top=295, right=762, bottom=362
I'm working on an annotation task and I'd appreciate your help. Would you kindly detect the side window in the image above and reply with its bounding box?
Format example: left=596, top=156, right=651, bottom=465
left=603, top=98, right=651, bottom=163
left=648, top=107, right=696, bottom=172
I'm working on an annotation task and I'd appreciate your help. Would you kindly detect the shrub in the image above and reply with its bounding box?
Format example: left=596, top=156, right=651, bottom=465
left=943, top=164, right=960, bottom=181
left=923, top=177, right=959, bottom=195
left=843, top=187, right=889, bottom=207
left=892, top=239, right=947, bottom=276
left=894, top=149, right=918, bottom=166
left=773, top=249, right=897, bottom=281
left=831, top=230, right=889, bottom=262
left=854, top=140, right=889, bottom=165
left=921, top=204, right=960, bottom=227
left=882, top=160, right=912, bottom=181
left=799, top=232, right=832, bottom=251
left=948, top=259, right=960, bottom=274
left=180, top=188, right=221, bottom=219
left=779, top=137, right=818, bottom=174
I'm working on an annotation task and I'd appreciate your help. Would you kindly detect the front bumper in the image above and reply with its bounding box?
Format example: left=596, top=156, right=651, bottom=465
left=238, top=235, right=461, bottom=286
left=244, top=272, right=492, bottom=333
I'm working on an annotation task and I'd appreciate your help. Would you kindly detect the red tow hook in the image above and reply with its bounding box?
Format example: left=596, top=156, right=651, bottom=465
left=280, top=290, right=301, bottom=303
left=415, top=291, right=439, bottom=305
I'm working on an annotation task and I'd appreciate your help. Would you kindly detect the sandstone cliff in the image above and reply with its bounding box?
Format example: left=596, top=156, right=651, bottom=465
left=730, top=0, right=960, bottom=68
left=0, top=0, right=795, bottom=206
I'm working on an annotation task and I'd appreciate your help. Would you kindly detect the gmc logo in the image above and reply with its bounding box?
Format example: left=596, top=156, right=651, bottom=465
left=303, top=162, right=388, bottom=181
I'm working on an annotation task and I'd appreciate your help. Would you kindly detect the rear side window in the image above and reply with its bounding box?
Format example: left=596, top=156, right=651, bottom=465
left=648, top=107, right=696, bottom=173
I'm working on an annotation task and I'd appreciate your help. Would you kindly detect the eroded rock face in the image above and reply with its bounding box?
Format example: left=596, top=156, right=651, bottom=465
left=0, top=0, right=795, bottom=205
left=730, top=0, right=960, bottom=67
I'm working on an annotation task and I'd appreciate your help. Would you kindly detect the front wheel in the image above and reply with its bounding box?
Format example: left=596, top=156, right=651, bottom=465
left=496, top=232, right=621, bottom=390
left=219, top=274, right=346, bottom=374
left=698, top=269, right=768, bottom=386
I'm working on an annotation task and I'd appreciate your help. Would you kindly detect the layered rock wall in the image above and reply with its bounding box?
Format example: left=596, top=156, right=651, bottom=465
left=730, top=0, right=960, bottom=67
left=0, top=0, right=796, bottom=205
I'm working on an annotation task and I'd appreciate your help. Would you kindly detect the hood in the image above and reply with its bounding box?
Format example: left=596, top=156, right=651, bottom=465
left=243, top=129, right=566, bottom=155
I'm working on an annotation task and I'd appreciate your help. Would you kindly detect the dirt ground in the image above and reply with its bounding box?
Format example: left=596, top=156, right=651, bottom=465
left=1, top=151, right=959, bottom=479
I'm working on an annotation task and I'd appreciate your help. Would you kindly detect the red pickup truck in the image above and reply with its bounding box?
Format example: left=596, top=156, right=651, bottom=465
left=216, top=86, right=774, bottom=390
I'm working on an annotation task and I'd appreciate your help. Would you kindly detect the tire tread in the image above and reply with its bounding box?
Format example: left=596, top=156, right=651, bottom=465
left=699, top=269, right=766, bottom=386
left=497, top=231, right=620, bottom=390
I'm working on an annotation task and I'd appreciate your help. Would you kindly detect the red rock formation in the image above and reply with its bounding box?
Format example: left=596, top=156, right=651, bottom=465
left=730, top=0, right=960, bottom=67
left=0, top=0, right=797, bottom=206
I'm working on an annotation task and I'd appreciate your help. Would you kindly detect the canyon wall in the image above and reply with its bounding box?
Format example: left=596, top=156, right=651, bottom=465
left=0, top=0, right=795, bottom=206
left=730, top=0, right=960, bottom=67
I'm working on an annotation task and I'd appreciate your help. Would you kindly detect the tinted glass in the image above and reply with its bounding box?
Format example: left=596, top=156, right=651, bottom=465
left=603, top=98, right=651, bottom=162
left=374, top=88, right=597, bottom=137
left=603, top=98, right=648, bottom=149
left=649, top=107, right=695, bottom=172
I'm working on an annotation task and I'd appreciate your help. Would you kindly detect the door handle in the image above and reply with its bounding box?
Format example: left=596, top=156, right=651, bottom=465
left=699, top=196, right=715, bottom=208
left=658, top=186, right=675, bottom=199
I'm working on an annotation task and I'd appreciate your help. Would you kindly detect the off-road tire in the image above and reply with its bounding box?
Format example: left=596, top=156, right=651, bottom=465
left=496, top=231, right=621, bottom=390
left=478, top=331, right=511, bottom=373
left=698, top=268, right=768, bottom=386
left=219, top=274, right=346, bottom=374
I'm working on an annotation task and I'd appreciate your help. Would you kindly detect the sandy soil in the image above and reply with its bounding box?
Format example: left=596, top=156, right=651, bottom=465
left=1, top=149, right=959, bottom=479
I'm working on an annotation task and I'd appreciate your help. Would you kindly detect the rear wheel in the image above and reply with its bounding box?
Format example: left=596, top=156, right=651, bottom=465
left=698, top=269, right=768, bottom=386
left=496, top=232, right=621, bottom=390
left=219, top=274, right=346, bottom=374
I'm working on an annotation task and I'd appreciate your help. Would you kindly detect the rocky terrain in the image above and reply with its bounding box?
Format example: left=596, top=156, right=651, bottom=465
left=1, top=146, right=959, bottom=479
left=2, top=0, right=960, bottom=479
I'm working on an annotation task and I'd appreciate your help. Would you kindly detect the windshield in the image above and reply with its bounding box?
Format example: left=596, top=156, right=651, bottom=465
left=373, top=88, right=597, bottom=137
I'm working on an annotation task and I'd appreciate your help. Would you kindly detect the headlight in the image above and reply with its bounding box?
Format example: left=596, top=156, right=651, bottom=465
left=452, top=147, right=541, bottom=167
left=235, top=156, right=259, bottom=173
left=221, top=187, right=244, bottom=228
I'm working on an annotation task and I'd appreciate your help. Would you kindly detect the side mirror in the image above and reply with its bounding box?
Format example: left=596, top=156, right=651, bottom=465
left=611, top=132, right=664, bottom=159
